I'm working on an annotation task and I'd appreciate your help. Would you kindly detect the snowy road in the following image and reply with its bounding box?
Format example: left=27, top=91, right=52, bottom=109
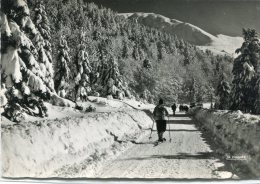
left=95, top=113, right=237, bottom=179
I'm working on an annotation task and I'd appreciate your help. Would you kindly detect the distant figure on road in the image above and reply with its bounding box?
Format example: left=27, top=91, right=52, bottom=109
left=179, top=104, right=189, bottom=112
left=153, top=98, right=169, bottom=142
left=171, top=103, right=177, bottom=115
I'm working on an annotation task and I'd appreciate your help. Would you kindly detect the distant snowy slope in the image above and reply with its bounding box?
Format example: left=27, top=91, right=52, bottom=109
left=119, top=13, right=243, bottom=56
left=198, top=34, right=243, bottom=57
left=120, top=13, right=216, bottom=45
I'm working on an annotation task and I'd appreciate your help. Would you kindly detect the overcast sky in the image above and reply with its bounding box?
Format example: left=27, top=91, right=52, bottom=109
left=84, top=0, right=260, bottom=37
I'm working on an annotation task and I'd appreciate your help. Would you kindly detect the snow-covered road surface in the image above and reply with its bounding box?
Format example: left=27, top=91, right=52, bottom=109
left=95, top=113, right=237, bottom=179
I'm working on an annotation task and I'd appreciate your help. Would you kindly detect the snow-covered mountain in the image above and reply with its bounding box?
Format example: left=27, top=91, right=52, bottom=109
left=120, top=13, right=243, bottom=56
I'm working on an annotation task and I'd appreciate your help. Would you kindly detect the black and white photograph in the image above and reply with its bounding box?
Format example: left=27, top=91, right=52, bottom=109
left=1, top=0, right=260, bottom=183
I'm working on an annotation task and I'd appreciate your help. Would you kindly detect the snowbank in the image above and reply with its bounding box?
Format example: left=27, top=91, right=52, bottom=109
left=1, top=108, right=153, bottom=178
left=190, top=108, right=260, bottom=177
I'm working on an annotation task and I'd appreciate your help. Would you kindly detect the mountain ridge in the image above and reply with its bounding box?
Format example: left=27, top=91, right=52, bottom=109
left=119, top=12, right=243, bottom=56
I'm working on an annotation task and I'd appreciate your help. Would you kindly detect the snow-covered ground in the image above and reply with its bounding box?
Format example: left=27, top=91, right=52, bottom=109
left=2, top=110, right=241, bottom=179
left=190, top=108, right=260, bottom=177
left=198, top=34, right=243, bottom=57
left=2, top=99, right=259, bottom=179
left=95, top=114, right=237, bottom=179
left=1, top=97, right=155, bottom=178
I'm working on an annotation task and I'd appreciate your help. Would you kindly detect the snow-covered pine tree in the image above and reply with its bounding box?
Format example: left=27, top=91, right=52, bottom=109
left=247, top=30, right=260, bottom=114
left=33, top=1, right=54, bottom=92
left=230, top=56, right=255, bottom=112
left=157, top=42, right=167, bottom=60
left=133, top=45, right=140, bottom=60
left=74, top=29, right=92, bottom=101
left=54, top=35, right=70, bottom=98
left=254, top=76, right=260, bottom=114
left=231, top=29, right=260, bottom=113
left=1, top=0, right=52, bottom=121
left=122, top=39, right=130, bottom=58
left=190, top=78, right=197, bottom=105
left=216, top=74, right=231, bottom=110
left=96, top=55, right=128, bottom=99
left=34, top=1, right=51, bottom=42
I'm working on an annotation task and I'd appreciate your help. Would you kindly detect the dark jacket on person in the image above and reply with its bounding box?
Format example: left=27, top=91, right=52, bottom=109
left=153, top=104, right=169, bottom=120
left=171, top=104, right=177, bottom=111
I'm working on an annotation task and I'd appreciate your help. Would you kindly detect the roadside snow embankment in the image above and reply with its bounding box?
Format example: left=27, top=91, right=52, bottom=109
left=2, top=109, right=153, bottom=178
left=190, top=108, right=260, bottom=177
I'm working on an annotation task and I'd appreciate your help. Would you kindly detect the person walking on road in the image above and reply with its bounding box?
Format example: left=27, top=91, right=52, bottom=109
left=153, top=98, right=169, bottom=142
left=171, top=103, right=177, bottom=115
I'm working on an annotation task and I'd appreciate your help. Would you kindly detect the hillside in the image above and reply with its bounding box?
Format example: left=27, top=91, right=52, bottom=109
left=120, top=13, right=243, bottom=56
left=89, top=0, right=260, bottom=37
left=1, top=0, right=234, bottom=123
left=28, top=0, right=233, bottom=104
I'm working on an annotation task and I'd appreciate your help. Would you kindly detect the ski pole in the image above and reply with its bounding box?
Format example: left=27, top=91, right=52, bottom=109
left=149, top=119, right=155, bottom=139
left=168, top=116, right=172, bottom=142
